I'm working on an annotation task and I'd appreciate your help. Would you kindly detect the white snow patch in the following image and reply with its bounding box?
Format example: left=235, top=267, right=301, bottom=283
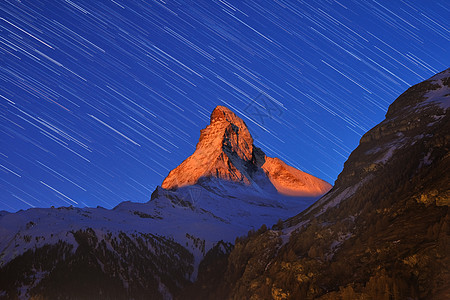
left=365, top=147, right=382, bottom=155
left=424, top=73, right=450, bottom=109
left=421, top=150, right=433, bottom=167
left=326, top=232, right=352, bottom=260
left=279, top=220, right=309, bottom=247
left=314, top=180, right=366, bottom=218
left=157, top=277, right=173, bottom=300
left=329, top=232, right=352, bottom=251
left=423, top=152, right=432, bottom=166
left=427, top=114, right=445, bottom=127
left=375, top=146, right=397, bottom=164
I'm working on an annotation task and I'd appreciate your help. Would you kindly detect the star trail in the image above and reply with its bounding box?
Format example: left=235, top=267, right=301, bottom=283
left=0, top=0, right=448, bottom=211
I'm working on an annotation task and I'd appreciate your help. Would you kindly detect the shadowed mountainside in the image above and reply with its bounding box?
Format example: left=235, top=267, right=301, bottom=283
left=187, top=68, right=450, bottom=300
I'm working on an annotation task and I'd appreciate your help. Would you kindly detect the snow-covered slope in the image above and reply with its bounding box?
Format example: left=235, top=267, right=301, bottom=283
left=0, top=172, right=322, bottom=281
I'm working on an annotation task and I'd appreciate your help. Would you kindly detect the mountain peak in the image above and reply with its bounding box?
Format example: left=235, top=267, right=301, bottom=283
left=161, top=106, right=331, bottom=197
left=210, top=105, right=238, bottom=123
left=162, top=105, right=254, bottom=189
left=199, top=105, right=254, bottom=161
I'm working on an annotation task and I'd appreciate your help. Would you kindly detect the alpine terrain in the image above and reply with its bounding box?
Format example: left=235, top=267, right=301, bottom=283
left=190, top=69, right=450, bottom=299
left=0, top=106, right=331, bottom=299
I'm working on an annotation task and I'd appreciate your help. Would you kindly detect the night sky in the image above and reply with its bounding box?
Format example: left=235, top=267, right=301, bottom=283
left=0, top=0, right=448, bottom=212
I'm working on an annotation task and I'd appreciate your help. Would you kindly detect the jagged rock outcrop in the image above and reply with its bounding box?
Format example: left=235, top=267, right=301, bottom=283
left=162, top=106, right=256, bottom=188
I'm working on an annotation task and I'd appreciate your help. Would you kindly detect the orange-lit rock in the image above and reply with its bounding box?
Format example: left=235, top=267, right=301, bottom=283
left=162, top=105, right=332, bottom=197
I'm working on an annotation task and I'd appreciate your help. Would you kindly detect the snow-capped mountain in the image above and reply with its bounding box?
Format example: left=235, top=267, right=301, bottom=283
left=162, top=105, right=331, bottom=197
left=0, top=106, right=331, bottom=299
left=196, top=69, right=450, bottom=299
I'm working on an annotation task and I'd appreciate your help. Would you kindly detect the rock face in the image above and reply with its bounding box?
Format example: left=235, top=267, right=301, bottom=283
left=192, top=69, right=450, bottom=300
left=162, top=105, right=331, bottom=197
left=162, top=106, right=256, bottom=188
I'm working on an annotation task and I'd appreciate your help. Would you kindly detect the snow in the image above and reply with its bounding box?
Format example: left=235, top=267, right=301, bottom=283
left=365, top=147, right=382, bottom=155
left=424, top=70, right=450, bottom=109
left=314, top=183, right=362, bottom=217
left=427, top=114, right=445, bottom=127
left=374, top=146, right=397, bottom=164
left=0, top=179, right=320, bottom=279
left=279, top=220, right=309, bottom=247
left=326, top=231, right=352, bottom=261
left=419, top=149, right=434, bottom=168
left=423, top=150, right=433, bottom=165
left=157, top=278, right=173, bottom=300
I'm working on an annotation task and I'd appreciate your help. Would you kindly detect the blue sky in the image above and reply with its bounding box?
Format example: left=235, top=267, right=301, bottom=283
left=0, top=0, right=448, bottom=211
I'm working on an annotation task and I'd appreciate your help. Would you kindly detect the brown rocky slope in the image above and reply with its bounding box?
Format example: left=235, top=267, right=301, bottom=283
left=187, top=69, right=450, bottom=299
